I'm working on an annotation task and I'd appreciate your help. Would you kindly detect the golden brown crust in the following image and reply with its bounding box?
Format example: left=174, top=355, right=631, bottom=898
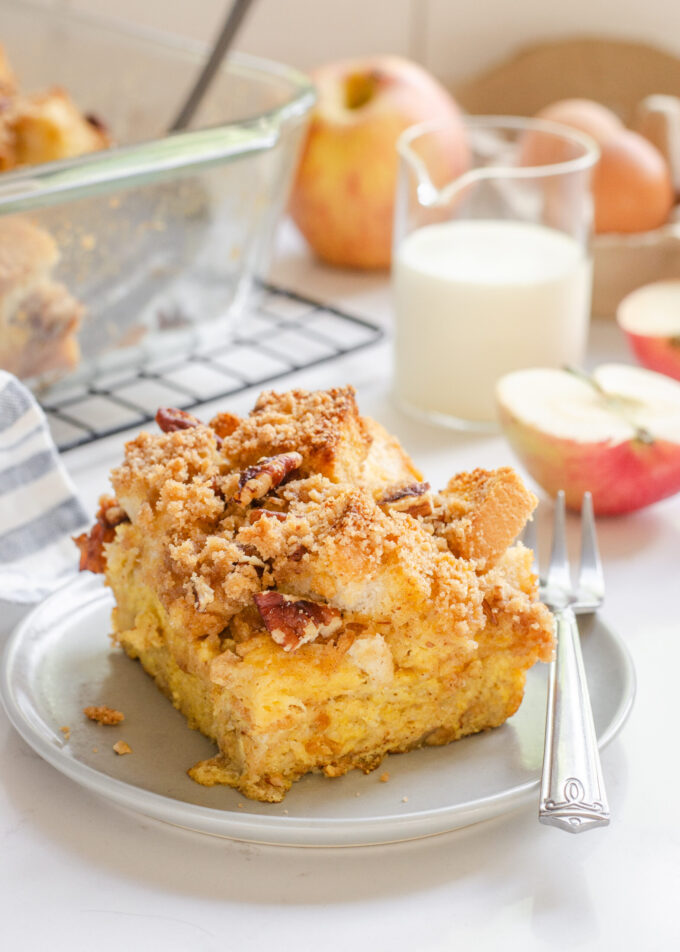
left=219, top=386, right=373, bottom=482
left=359, top=417, right=423, bottom=491
left=0, top=47, right=111, bottom=173
left=430, top=467, right=537, bottom=570
left=10, top=87, right=110, bottom=167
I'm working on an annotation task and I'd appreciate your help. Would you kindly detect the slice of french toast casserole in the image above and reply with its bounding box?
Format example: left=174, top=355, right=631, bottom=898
left=76, top=386, right=554, bottom=802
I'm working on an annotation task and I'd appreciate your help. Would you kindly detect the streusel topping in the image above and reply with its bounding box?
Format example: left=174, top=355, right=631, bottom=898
left=84, top=387, right=546, bottom=663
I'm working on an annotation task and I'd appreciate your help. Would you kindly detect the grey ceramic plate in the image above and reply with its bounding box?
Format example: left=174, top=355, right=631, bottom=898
left=0, top=574, right=635, bottom=847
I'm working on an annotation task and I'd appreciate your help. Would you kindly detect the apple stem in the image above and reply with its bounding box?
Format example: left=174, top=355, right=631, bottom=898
left=563, top=365, right=654, bottom=444
left=563, top=365, right=605, bottom=395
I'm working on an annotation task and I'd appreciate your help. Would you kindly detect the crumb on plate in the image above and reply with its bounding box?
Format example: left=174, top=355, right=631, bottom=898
left=83, top=704, right=124, bottom=725
left=113, top=740, right=132, bottom=755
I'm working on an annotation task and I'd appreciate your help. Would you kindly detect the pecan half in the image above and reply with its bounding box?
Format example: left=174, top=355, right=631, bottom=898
left=74, top=524, right=109, bottom=574
left=74, top=497, right=129, bottom=574
left=156, top=406, right=223, bottom=447
left=253, top=591, right=341, bottom=652
left=155, top=406, right=201, bottom=433
left=233, top=452, right=303, bottom=506
left=378, top=481, right=433, bottom=517
left=482, top=598, right=500, bottom=626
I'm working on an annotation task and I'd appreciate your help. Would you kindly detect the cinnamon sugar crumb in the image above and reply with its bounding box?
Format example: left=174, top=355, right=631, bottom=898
left=84, top=705, right=124, bottom=725
left=379, top=772, right=390, bottom=783
left=60, top=726, right=70, bottom=740
left=113, top=740, right=132, bottom=755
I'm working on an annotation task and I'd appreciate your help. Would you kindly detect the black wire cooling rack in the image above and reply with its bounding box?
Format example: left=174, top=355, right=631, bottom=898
left=41, top=284, right=383, bottom=452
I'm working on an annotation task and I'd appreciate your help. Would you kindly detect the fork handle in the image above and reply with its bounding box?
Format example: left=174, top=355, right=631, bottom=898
left=539, top=607, right=610, bottom=833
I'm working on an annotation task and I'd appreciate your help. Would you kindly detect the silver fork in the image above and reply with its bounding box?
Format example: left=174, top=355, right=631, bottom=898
left=524, top=490, right=610, bottom=833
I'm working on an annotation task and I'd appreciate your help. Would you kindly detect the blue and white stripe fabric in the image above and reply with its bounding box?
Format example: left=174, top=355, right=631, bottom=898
left=0, top=371, right=87, bottom=603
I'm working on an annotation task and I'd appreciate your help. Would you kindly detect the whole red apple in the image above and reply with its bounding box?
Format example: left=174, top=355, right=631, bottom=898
left=617, top=280, right=680, bottom=381
left=496, top=364, right=680, bottom=515
left=289, top=56, right=469, bottom=270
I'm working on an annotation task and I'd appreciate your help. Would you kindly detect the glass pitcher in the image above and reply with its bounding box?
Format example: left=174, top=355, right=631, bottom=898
left=392, top=116, right=600, bottom=430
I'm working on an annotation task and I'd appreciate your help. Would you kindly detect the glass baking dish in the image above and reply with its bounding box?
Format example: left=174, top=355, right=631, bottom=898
left=0, top=0, right=315, bottom=388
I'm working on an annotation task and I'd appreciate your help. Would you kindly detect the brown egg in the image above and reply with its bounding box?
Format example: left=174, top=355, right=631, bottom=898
left=536, top=98, right=623, bottom=144
left=521, top=99, right=621, bottom=168
left=594, top=129, right=673, bottom=233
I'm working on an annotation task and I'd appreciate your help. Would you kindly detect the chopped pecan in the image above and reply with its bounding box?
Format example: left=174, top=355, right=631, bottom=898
left=378, top=482, right=433, bottom=517
left=482, top=598, right=500, bottom=626
left=155, top=406, right=201, bottom=433
left=84, top=112, right=108, bottom=133
left=233, top=543, right=268, bottom=580
left=156, top=406, right=223, bottom=447
left=211, top=476, right=226, bottom=501
left=233, top=452, right=303, bottom=506
left=74, top=496, right=129, bottom=574
left=74, top=524, right=109, bottom=574
left=235, top=541, right=263, bottom=563
left=253, top=591, right=341, bottom=652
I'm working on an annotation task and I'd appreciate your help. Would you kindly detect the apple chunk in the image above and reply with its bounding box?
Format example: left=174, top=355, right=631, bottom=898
left=496, top=364, right=680, bottom=515
left=617, top=280, right=680, bottom=381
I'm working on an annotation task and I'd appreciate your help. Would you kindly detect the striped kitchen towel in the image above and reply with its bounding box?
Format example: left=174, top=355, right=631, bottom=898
left=0, top=371, right=88, bottom=603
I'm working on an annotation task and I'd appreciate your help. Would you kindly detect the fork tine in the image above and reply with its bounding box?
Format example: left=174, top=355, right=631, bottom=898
left=575, top=491, right=605, bottom=610
left=545, top=490, right=571, bottom=599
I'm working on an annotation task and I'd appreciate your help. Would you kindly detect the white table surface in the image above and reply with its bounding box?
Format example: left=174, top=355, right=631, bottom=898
left=2, top=228, right=679, bottom=950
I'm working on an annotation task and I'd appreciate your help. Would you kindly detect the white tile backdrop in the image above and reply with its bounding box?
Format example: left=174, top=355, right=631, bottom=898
left=46, top=0, right=680, bottom=87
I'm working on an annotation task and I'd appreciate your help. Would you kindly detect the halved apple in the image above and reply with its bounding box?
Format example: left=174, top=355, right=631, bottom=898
left=496, top=364, right=680, bottom=515
left=617, top=280, right=680, bottom=381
